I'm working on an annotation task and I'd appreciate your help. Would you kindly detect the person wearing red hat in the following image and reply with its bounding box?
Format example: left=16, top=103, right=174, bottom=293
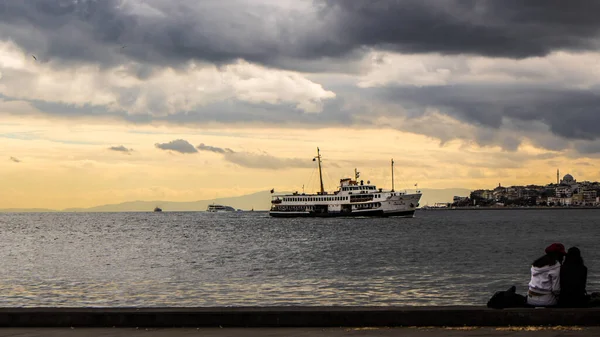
left=527, top=243, right=566, bottom=307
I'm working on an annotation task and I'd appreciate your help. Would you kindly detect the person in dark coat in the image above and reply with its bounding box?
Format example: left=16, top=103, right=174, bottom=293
left=559, top=247, right=588, bottom=307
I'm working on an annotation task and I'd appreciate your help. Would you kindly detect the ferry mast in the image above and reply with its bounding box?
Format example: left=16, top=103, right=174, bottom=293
left=314, top=147, right=325, bottom=195
left=391, top=158, right=395, bottom=192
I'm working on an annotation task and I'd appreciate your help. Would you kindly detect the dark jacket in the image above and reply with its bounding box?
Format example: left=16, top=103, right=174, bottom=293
left=559, top=263, right=588, bottom=307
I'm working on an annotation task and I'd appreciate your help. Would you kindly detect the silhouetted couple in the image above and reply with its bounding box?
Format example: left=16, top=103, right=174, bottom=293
left=527, top=243, right=589, bottom=307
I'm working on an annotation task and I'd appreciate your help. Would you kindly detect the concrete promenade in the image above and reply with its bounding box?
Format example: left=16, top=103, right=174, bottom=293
left=1, top=306, right=600, bottom=328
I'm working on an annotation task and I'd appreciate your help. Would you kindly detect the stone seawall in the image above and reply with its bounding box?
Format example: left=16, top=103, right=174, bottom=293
left=1, top=307, right=600, bottom=327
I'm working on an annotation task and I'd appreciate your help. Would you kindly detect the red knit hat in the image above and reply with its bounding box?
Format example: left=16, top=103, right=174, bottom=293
left=545, top=243, right=566, bottom=255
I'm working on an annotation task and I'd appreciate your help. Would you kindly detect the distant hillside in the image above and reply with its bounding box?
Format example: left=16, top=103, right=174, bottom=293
left=62, top=190, right=277, bottom=212
left=0, top=188, right=470, bottom=212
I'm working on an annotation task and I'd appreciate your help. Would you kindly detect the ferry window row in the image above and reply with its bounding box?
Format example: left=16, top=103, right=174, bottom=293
left=282, top=194, right=387, bottom=202
left=342, top=186, right=376, bottom=191
left=284, top=196, right=349, bottom=202
left=353, top=202, right=381, bottom=209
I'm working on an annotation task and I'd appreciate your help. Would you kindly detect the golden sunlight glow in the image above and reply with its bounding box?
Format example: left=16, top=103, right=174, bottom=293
left=2, top=115, right=596, bottom=209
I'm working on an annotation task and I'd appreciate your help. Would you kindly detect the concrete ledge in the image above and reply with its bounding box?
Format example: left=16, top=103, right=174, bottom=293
left=1, top=307, right=600, bottom=327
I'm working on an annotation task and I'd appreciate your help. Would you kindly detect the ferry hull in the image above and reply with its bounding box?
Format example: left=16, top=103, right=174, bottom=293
left=269, top=209, right=416, bottom=218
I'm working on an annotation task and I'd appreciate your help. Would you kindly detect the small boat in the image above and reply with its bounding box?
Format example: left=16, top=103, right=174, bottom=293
left=153, top=206, right=162, bottom=212
left=206, top=204, right=236, bottom=212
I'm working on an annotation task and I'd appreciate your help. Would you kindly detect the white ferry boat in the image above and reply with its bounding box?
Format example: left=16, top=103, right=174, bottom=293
left=206, top=204, right=236, bottom=212
left=269, top=148, right=422, bottom=218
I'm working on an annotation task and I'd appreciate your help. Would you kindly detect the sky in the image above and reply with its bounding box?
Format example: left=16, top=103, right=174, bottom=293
left=3, top=0, right=600, bottom=209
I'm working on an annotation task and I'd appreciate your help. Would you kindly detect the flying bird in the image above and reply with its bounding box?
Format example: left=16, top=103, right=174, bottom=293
left=31, top=55, right=37, bottom=61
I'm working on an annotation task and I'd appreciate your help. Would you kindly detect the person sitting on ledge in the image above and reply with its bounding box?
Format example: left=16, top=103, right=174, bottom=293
left=527, top=243, right=566, bottom=307
left=559, top=247, right=589, bottom=307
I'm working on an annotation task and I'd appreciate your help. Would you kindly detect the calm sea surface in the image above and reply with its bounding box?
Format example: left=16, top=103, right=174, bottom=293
left=0, top=210, right=598, bottom=307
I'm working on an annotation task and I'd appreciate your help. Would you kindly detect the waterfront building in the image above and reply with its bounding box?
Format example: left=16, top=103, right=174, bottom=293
left=471, top=189, right=495, bottom=200
left=506, top=186, right=521, bottom=200
left=583, top=190, right=597, bottom=203
left=463, top=172, right=600, bottom=208
left=556, top=185, right=573, bottom=198
left=547, top=197, right=573, bottom=206
left=521, top=189, right=539, bottom=199
left=492, top=184, right=507, bottom=201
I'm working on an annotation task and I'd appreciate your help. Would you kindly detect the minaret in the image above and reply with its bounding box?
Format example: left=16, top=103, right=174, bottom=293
left=557, top=169, right=559, bottom=184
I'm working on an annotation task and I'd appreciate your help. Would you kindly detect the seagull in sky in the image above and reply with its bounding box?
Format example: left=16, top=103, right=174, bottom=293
left=31, top=55, right=37, bottom=61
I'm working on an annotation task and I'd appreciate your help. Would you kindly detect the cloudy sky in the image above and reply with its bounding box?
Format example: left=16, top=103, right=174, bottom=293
left=2, top=0, right=600, bottom=209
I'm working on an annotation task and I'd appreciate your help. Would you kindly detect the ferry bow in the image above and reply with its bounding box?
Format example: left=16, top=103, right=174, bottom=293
left=269, top=148, right=421, bottom=218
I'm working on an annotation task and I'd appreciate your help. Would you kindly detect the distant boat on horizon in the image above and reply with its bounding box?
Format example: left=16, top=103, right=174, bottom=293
left=153, top=206, right=162, bottom=212
left=206, top=204, right=236, bottom=212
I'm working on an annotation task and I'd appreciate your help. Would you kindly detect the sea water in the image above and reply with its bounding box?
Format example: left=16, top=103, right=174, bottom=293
left=0, top=210, right=598, bottom=307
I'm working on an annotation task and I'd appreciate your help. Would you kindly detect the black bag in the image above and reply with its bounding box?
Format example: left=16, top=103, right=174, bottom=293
left=588, top=292, right=600, bottom=307
left=487, top=285, right=527, bottom=309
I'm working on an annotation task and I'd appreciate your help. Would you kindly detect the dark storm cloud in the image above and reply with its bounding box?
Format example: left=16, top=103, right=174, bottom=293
left=377, top=85, right=600, bottom=146
left=3, top=0, right=600, bottom=71
left=197, top=143, right=234, bottom=154
left=0, top=0, right=301, bottom=69
left=9, top=156, right=21, bottom=163
left=154, top=139, right=197, bottom=154
left=13, top=95, right=354, bottom=128
left=573, top=141, right=600, bottom=155
left=223, top=152, right=315, bottom=170
left=320, top=0, right=600, bottom=59
left=9, top=86, right=600, bottom=154
left=195, top=142, right=315, bottom=169
left=108, top=145, right=133, bottom=153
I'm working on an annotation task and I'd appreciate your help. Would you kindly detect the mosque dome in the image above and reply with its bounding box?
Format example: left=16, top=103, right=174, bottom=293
left=562, top=174, right=574, bottom=183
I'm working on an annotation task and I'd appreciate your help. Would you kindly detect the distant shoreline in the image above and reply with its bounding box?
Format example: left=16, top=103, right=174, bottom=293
left=0, top=210, right=270, bottom=213
left=419, top=206, right=600, bottom=211
left=3, top=207, right=599, bottom=213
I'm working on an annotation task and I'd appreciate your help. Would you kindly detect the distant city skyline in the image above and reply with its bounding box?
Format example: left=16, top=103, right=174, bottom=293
left=457, top=172, right=600, bottom=208
left=3, top=1, right=600, bottom=209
